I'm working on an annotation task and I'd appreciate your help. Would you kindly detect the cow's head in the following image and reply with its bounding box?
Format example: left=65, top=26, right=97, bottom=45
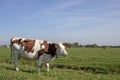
left=56, top=42, right=68, bottom=57
left=39, top=41, right=68, bottom=58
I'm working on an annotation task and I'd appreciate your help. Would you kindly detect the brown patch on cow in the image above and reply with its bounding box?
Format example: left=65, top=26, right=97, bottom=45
left=38, top=41, right=49, bottom=58
left=31, top=49, right=34, bottom=53
left=21, top=39, right=35, bottom=53
left=38, top=49, right=45, bottom=58
left=55, top=44, right=59, bottom=48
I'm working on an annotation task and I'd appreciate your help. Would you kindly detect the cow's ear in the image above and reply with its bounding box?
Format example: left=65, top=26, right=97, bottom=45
left=63, top=43, right=67, bottom=48
left=55, top=44, right=59, bottom=48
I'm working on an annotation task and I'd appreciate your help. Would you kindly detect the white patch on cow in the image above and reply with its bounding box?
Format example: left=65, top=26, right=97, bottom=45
left=12, top=37, right=21, bottom=41
left=13, top=43, right=21, bottom=50
left=41, top=45, right=45, bottom=49
left=46, top=63, right=50, bottom=71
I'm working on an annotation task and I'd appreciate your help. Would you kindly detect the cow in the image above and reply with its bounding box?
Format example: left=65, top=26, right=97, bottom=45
left=11, top=37, right=68, bottom=74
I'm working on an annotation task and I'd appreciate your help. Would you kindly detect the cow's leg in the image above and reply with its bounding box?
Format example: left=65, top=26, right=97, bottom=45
left=37, top=55, right=43, bottom=74
left=46, top=63, right=50, bottom=72
left=13, top=51, right=19, bottom=71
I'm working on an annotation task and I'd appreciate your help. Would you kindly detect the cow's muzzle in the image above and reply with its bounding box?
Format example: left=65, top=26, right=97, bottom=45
left=63, top=53, right=68, bottom=57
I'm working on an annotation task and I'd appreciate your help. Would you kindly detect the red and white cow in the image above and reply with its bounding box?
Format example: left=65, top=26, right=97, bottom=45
left=11, top=37, right=68, bottom=73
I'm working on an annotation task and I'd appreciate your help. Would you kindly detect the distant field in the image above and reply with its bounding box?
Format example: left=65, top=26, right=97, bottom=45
left=0, top=47, right=120, bottom=80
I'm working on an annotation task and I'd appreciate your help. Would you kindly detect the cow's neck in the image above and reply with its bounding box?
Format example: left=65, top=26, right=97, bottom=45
left=45, top=43, right=57, bottom=57
left=38, top=43, right=58, bottom=58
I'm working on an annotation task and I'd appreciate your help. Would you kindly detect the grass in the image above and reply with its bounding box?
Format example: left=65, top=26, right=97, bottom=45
left=0, top=47, right=120, bottom=80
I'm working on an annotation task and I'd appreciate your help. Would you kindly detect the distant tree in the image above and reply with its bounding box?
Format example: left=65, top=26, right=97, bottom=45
left=93, top=44, right=98, bottom=47
left=71, top=42, right=79, bottom=48
left=63, top=43, right=72, bottom=48
left=79, top=44, right=83, bottom=48
left=84, top=44, right=98, bottom=48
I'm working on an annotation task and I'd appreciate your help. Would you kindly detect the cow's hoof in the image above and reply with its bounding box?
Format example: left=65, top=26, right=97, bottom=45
left=15, top=68, right=19, bottom=71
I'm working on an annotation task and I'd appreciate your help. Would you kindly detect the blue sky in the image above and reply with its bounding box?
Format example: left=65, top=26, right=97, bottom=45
left=0, top=0, right=120, bottom=45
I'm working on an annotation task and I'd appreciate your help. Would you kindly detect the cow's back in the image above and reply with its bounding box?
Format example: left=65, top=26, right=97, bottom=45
left=11, top=37, right=43, bottom=60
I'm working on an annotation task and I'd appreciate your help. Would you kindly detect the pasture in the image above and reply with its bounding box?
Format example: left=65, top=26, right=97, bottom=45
left=0, top=47, right=120, bottom=80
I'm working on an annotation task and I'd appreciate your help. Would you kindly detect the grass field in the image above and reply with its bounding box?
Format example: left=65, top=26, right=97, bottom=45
left=0, top=47, right=120, bottom=80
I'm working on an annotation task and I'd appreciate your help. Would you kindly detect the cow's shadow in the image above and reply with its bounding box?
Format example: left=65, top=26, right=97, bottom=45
left=3, top=64, right=120, bottom=74
left=51, top=64, right=120, bottom=74
left=20, top=69, right=36, bottom=74
left=3, top=66, right=15, bottom=71
left=3, top=64, right=47, bottom=74
left=2, top=65, right=35, bottom=73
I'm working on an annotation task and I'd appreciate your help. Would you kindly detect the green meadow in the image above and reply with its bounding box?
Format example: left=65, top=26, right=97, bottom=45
left=0, top=47, right=120, bottom=80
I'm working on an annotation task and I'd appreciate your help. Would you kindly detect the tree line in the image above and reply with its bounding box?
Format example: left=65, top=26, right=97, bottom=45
left=0, top=42, right=120, bottom=48
left=63, top=42, right=120, bottom=48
